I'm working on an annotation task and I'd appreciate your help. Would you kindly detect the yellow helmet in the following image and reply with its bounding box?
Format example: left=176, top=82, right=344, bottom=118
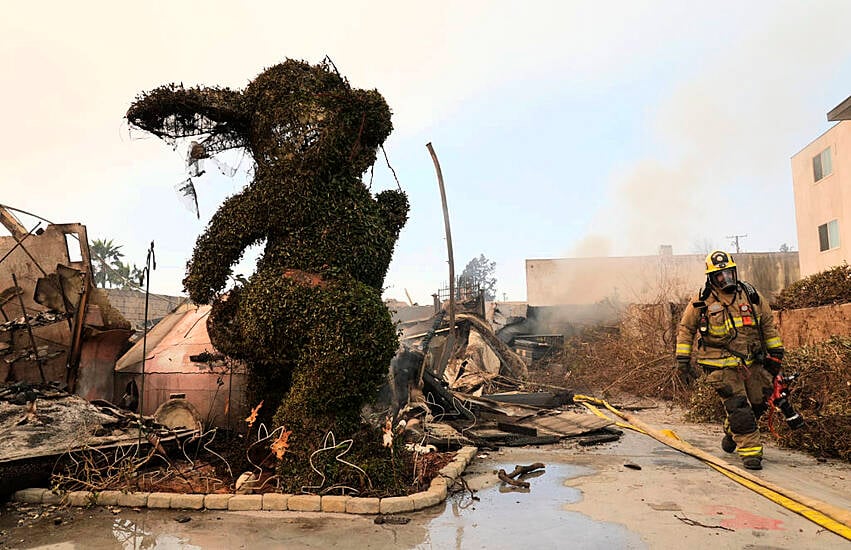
left=705, top=250, right=738, bottom=292
left=705, top=250, right=736, bottom=274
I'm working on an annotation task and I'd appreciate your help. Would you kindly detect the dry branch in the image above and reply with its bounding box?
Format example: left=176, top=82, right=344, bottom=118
left=497, top=469, right=529, bottom=488
left=505, top=462, right=545, bottom=478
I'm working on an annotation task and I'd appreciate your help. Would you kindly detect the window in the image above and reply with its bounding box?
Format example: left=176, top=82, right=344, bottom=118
left=813, top=147, right=833, bottom=182
left=818, top=219, right=840, bottom=252
left=64, top=232, right=83, bottom=262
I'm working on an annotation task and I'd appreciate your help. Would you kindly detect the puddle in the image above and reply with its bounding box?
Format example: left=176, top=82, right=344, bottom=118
left=417, top=462, right=646, bottom=550
left=110, top=517, right=201, bottom=550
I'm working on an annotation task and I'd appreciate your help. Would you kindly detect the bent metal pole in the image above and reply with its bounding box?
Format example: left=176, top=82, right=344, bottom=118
left=426, top=142, right=454, bottom=379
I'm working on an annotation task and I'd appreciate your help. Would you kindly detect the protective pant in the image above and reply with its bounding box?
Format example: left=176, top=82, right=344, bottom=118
left=704, top=365, right=773, bottom=460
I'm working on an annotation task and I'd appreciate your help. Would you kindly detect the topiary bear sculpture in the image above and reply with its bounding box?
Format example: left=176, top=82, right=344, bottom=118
left=128, top=59, right=409, bottom=488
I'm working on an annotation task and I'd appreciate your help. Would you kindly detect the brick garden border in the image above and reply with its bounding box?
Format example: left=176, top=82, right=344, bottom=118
left=12, top=446, right=477, bottom=515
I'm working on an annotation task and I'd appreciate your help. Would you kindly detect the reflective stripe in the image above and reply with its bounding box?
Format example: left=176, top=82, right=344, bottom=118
left=676, top=343, right=692, bottom=354
left=708, top=325, right=729, bottom=336
left=708, top=316, right=761, bottom=336
left=765, top=337, right=783, bottom=349
left=698, top=357, right=743, bottom=368
left=737, top=446, right=763, bottom=458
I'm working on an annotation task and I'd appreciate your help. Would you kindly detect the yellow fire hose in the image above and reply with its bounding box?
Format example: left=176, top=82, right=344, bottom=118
left=573, top=394, right=851, bottom=541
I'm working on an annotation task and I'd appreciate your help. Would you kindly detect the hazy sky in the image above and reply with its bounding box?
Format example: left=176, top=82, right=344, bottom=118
left=2, top=1, right=850, bottom=303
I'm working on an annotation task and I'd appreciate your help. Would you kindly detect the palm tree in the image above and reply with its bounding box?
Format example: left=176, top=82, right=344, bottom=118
left=90, top=238, right=124, bottom=288
left=113, top=260, right=146, bottom=289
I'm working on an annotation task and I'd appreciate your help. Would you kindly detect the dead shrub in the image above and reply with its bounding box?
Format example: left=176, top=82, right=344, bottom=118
left=773, top=264, right=851, bottom=310
left=771, top=337, right=851, bottom=460
left=544, top=302, right=691, bottom=404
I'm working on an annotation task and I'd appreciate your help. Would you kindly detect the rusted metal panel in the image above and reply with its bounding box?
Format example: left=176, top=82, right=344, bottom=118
left=77, top=328, right=134, bottom=402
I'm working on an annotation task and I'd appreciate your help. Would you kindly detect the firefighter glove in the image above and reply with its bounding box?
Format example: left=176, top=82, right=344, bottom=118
left=676, top=358, right=697, bottom=386
left=764, top=349, right=784, bottom=376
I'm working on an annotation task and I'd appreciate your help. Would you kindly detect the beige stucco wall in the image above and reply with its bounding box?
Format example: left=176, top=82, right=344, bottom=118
left=792, top=121, right=851, bottom=276
left=526, top=252, right=799, bottom=306
left=777, top=302, right=851, bottom=349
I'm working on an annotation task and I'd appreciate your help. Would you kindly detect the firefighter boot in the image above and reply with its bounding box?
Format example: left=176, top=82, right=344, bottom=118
left=721, top=434, right=736, bottom=453
left=743, top=456, right=763, bottom=470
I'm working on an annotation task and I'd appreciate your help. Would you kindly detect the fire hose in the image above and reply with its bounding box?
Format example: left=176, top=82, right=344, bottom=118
left=573, top=394, right=851, bottom=541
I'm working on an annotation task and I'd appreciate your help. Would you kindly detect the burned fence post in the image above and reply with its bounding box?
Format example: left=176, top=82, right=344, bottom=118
left=64, top=270, right=90, bottom=392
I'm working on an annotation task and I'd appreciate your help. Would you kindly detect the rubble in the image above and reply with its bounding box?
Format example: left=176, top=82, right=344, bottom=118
left=0, top=386, right=197, bottom=497
left=0, top=208, right=133, bottom=398
left=387, top=304, right=622, bottom=453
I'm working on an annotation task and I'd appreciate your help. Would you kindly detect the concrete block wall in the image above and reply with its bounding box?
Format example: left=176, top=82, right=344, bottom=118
left=104, top=289, right=185, bottom=330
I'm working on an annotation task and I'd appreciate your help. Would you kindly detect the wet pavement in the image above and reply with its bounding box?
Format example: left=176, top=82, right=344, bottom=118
left=419, top=462, right=643, bottom=549
left=0, top=460, right=643, bottom=550
left=1, top=407, right=849, bottom=549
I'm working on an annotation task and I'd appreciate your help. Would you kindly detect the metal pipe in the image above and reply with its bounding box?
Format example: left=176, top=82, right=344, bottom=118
left=138, top=241, right=155, bottom=451
left=426, top=143, right=455, bottom=379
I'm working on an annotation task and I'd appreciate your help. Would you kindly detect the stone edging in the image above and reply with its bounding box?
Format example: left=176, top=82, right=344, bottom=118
left=12, top=446, right=477, bottom=515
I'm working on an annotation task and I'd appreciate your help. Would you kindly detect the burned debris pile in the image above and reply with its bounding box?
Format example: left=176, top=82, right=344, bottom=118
left=0, top=384, right=198, bottom=496
left=387, top=308, right=620, bottom=455
left=0, top=215, right=133, bottom=398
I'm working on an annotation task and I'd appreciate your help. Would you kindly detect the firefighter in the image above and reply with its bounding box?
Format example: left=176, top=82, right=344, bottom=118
left=675, top=250, right=784, bottom=470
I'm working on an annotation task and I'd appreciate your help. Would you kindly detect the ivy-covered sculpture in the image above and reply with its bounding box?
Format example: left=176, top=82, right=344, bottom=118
left=128, top=60, right=409, bottom=490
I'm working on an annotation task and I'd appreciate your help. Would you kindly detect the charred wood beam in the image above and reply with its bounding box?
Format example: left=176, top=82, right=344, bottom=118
left=0, top=207, right=27, bottom=240
left=578, top=433, right=621, bottom=446
left=65, top=271, right=90, bottom=392
left=422, top=367, right=475, bottom=421
left=496, top=422, right=538, bottom=436
left=457, top=314, right=528, bottom=379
